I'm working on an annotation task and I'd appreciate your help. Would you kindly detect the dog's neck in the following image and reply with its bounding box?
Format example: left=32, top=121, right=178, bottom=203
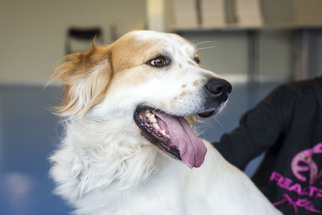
left=63, top=118, right=168, bottom=196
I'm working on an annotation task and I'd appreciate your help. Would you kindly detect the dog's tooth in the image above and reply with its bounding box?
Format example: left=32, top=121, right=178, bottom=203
left=153, top=123, right=160, bottom=130
left=149, top=114, right=157, bottom=123
left=159, top=130, right=170, bottom=138
left=160, top=130, right=166, bottom=136
left=144, top=109, right=170, bottom=138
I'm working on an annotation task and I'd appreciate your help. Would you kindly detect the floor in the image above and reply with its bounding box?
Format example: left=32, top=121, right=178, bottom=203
left=0, top=82, right=282, bottom=215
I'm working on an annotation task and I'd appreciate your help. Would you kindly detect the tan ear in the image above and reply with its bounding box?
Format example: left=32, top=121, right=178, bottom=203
left=49, top=44, right=112, bottom=118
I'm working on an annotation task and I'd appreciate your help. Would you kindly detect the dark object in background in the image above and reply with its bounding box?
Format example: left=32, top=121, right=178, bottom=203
left=65, top=27, right=103, bottom=54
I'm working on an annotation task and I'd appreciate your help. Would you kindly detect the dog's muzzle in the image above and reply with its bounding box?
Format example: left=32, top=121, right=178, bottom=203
left=133, top=77, right=232, bottom=169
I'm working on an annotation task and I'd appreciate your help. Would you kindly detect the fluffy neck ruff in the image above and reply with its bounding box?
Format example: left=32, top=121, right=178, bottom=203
left=60, top=118, right=168, bottom=198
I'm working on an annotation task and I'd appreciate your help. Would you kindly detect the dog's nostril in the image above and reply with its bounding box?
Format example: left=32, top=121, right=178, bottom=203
left=206, top=78, right=232, bottom=99
left=211, top=85, right=224, bottom=96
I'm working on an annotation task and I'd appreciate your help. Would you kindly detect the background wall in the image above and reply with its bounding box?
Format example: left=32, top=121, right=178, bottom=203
left=1, top=0, right=322, bottom=85
left=0, top=0, right=146, bottom=84
left=180, top=30, right=292, bottom=83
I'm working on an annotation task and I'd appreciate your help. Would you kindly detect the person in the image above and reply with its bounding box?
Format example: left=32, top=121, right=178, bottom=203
left=213, top=75, right=322, bottom=215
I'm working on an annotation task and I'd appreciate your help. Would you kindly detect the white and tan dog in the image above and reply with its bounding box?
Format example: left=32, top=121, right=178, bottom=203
left=50, top=30, right=281, bottom=215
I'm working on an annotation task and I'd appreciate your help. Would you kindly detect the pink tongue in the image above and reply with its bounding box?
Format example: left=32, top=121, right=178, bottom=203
left=154, top=112, right=207, bottom=168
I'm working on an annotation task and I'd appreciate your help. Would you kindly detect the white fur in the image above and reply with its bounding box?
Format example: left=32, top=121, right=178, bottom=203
left=50, top=30, right=282, bottom=215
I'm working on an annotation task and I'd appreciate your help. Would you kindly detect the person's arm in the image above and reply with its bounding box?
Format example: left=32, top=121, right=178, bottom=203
left=213, top=87, right=288, bottom=170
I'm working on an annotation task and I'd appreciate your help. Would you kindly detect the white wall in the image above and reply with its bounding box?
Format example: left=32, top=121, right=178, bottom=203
left=0, top=0, right=146, bottom=84
left=182, top=31, right=249, bottom=82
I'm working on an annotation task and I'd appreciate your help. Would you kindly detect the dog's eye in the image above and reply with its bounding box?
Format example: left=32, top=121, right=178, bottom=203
left=194, top=55, right=201, bottom=65
left=147, top=56, right=171, bottom=68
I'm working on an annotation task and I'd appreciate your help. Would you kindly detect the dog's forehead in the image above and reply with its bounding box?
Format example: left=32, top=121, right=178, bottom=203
left=128, top=31, right=196, bottom=55
left=110, top=31, right=197, bottom=72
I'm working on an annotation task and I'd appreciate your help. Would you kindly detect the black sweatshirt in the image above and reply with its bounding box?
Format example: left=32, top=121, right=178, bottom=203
left=213, top=76, right=322, bottom=215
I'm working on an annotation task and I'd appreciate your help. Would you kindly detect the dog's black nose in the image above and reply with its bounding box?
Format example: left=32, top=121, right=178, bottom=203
left=205, top=78, right=232, bottom=102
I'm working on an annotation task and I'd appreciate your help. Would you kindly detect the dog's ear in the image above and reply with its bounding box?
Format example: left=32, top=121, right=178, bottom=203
left=49, top=44, right=113, bottom=118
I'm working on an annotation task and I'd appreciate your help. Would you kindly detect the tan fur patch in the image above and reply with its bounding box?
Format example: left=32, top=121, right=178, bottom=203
left=160, top=102, right=166, bottom=109
left=188, top=61, right=195, bottom=66
left=179, top=91, right=187, bottom=97
left=106, top=32, right=166, bottom=89
left=49, top=44, right=112, bottom=116
left=111, top=33, right=164, bottom=73
left=193, top=80, right=199, bottom=87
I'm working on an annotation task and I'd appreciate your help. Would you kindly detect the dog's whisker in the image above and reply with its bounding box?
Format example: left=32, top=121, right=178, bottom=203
left=213, top=117, right=223, bottom=129
left=195, top=41, right=213, bottom=46
left=195, top=41, right=216, bottom=51
left=197, top=46, right=216, bottom=51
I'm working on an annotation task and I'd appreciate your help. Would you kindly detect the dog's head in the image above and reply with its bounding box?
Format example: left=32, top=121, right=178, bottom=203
left=51, top=30, right=231, bottom=168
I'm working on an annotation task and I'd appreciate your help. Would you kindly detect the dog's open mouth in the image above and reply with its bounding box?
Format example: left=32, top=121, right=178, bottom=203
left=134, top=106, right=214, bottom=168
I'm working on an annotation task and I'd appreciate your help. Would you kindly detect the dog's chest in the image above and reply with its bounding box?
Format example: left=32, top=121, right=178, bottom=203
left=100, top=164, right=189, bottom=215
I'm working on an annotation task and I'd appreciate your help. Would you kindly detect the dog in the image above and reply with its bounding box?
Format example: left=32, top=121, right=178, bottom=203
left=49, top=30, right=282, bottom=215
